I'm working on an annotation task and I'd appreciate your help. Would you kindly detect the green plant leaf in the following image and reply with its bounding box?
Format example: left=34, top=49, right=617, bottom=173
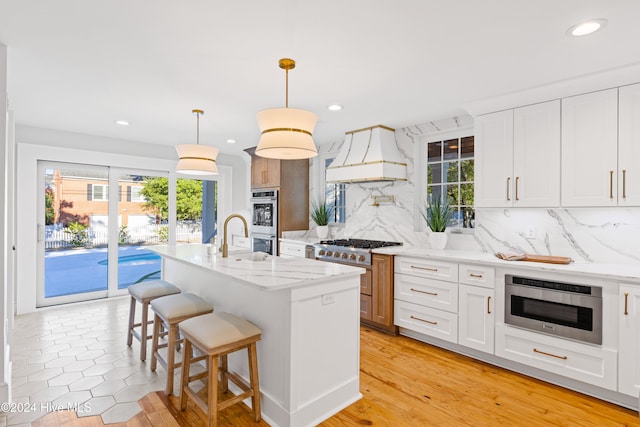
left=421, top=195, right=454, bottom=232
left=311, top=200, right=333, bottom=226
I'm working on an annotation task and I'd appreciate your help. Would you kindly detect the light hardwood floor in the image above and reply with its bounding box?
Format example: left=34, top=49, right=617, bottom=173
left=33, top=326, right=639, bottom=426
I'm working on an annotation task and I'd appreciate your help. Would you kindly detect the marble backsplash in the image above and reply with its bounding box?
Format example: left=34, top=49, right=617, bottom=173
left=292, top=121, right=640, bottom=266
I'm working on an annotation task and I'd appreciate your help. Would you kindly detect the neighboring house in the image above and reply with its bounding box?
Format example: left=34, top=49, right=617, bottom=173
left=49, top=169, right=155, bottom=228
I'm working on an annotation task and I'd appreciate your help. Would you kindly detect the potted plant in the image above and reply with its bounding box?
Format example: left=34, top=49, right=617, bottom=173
left=421, top=195, right=454, bottom=249
left=311, top=200, right=333, bottom=238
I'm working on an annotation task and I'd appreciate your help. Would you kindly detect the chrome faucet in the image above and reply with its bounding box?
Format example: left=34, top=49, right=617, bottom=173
left=222, top=214, right=249, bottom=258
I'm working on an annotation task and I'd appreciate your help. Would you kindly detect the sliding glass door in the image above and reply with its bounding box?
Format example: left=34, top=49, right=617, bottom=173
left=37, top=162, right=219, bottom=307
left=38, top=162, right=110, bottom=306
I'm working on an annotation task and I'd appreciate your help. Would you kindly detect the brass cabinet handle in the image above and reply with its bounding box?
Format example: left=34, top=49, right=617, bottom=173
left=515, top=176, right=520, bottom=201
left=487, top=296, right=491, bottom=314
left=533, top=348, right=567, bottom=360
left=469, top=273, right=483, bottom=278
left=411, top=265, right=438, bottom=272
left=506, top=177, right=511, bottom=201
left=410, top=315, right=438, bottom=325
left=623, top=170, right=627, bottom=199
left=410, top=288, right=438, bottom=296
left=610, top=170, right=614, bottom=199
left=624, top=292, right=629, bottom=315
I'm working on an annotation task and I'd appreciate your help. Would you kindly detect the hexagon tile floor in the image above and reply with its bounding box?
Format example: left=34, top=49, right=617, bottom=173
left=0, top=296, right=179, bottom=426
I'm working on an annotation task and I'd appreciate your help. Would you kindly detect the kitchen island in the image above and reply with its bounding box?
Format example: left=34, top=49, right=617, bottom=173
left=149, top=244, right=364, bottom=427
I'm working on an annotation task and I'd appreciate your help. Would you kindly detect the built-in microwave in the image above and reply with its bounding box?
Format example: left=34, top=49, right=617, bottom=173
left=505, top=274, right=602, bottom=345
left=250, top=190, right=277, bottom=236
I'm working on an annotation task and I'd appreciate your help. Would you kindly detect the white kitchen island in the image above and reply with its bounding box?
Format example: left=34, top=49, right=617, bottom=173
left=150, top=244, right=364, bottom=427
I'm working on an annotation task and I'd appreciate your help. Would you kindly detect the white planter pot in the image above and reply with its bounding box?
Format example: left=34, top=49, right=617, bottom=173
left=316, top=225, right=329, bottom=239
left=429, top=231, right=448, bottom=250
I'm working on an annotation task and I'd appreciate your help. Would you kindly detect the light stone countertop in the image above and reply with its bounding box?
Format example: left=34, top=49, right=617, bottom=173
left=151, top=244, right=364, bottom=290
left=373, top=246, right=640, bottom=283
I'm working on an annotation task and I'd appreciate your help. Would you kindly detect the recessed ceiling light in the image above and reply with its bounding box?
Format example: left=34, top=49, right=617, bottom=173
left=566, top=19, right=607, bottom=37
left=226, top=139, right=237, bottom=144
left=327, top=104, right=343, bottom=111
left=115, top=120, right=130, bottom=126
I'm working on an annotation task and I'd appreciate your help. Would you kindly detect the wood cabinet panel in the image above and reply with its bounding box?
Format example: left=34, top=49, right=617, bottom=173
left=360, top=294, right=372, bottom=321
left=361, top=254, right=396, bottom=334
left=360, top=269, right=372, bottom=296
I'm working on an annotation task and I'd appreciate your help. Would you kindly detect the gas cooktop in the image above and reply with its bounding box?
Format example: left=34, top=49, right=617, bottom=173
left=314, top=239, right=402, bottom=265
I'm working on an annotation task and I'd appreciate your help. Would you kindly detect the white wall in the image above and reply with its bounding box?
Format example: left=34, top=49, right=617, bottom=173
left=14, top=126, right=249, bottom=314
left=0, top=42, right=11, bottom=403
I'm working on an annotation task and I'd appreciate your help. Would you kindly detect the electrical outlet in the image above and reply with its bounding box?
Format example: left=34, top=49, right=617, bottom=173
left=526, top=225, right=536, bottom=239
left=321, top=294, right=335, bottom=305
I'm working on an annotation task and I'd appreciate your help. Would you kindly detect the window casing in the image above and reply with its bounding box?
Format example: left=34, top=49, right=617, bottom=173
left=324, top=157, right=346, bottom=224
left=426, top=136, right=474, bottom=228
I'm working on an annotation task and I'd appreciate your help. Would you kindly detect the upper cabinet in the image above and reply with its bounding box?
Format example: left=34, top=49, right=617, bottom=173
left=475, top=100, right=560, bottom=208
left=244, top=147, right=310, bottom=233
left=561, top=89, right=618, bottom=207
left=618, top=83, right=640, bottom=206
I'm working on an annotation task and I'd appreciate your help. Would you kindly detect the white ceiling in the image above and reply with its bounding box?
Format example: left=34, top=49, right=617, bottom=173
left=1, top=0, right=639, bottom=156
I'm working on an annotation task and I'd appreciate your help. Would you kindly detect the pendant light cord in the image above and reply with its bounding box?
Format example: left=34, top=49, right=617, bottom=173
left=285, top=67, right=289, bottom=108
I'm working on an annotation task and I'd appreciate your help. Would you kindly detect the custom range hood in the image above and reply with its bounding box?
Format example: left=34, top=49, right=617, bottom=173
left=326, top=125, right=407, bottom=183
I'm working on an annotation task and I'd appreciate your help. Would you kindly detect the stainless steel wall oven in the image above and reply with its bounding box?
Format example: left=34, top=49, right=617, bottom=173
left=250, top=190, right=278, bottom=255
left=505, top=274, right=602, bottom=345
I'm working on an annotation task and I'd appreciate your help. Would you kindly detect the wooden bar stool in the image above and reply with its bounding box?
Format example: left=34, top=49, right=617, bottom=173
left=127, top=280, right=181, bottom=361
left=179, top=312, right=262, bottom=427
left=150, top=292, right=214, bottom=395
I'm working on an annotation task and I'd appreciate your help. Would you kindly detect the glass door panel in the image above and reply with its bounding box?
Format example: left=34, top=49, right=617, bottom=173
left=115, top=173, right=166, bottom=291
left=38, top=162, right=109, bottom=307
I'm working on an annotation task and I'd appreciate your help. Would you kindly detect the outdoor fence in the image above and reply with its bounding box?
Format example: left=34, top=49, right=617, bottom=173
left=45, top=222, right=203, bottom=249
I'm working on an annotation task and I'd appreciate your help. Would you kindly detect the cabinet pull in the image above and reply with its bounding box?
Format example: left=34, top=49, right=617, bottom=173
left=469, top=273, right=483, bottom=278
left=410, top=288, right=438, bottom=296
left=411, top=265, right=438, bottom=272
left=487, top=296, right=491, bottom=314
left=515, top=176, right=520, bottom=201
left=506, top=177, right=511, bottom=201
left=410, top=315, right=438, bottom=325
left=533, top=348, right=567, bottom=360
left=609, top=170, right=614, bottom=199
left=623, top=170, right=627, bottom=199
left=624, top=292, right=629, bottom=315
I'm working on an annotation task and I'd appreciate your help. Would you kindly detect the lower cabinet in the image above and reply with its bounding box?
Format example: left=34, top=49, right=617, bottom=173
left=495, top=324, right=617, bottom=390
left=395, top=300, right=458, bottom=343
left=361, top=254, right=397, bottom=334
left=458, top=284, right=494, bottom=353
left=619, top=284, right=640, bottom=397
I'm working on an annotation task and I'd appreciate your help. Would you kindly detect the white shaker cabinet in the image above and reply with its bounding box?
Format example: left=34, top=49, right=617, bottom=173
left=618, top=284, right=640, bottom=397
left=458, top=284, right=494, bottom=353
left=561, top=88, right=618, bottom=206
left=474, top=109, right=513, bottom=207
left=475, top=100, right=560, bottom=207
left=618, top=83, right=640, bottom=206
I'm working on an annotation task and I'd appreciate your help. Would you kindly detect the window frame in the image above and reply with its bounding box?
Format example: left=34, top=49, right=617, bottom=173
left=321, top=153, right=346, bottom=225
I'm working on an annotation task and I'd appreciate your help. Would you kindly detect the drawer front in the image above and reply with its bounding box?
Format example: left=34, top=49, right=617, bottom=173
left=495, top=324, right=617, bottom=390
left=279, top=242, right=306, bottom=258
left=459, top=264, right=495, bottom=288
left=395, top=300, right=458, bottom=343
left=395, top=257, right=458, bottom=283
left=361, top=269, right=372, bottom=296
left=395, top=274, right=458, bottom=313
left=361, top=294, right=372, bottom=321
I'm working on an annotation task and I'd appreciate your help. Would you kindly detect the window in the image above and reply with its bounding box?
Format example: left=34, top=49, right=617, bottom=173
left=426, top=136, right=474, bottom=228
left=129, top=185, right=145, bottom=202
left=92, top=184, right=109, bottom=201
left=325, top=157, right=346, bottom=224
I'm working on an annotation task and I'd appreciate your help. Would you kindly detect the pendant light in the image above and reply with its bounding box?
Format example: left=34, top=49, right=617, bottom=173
left=256, top=58, right=318, bottom=159
left=175, top=109, right=219, bottom=175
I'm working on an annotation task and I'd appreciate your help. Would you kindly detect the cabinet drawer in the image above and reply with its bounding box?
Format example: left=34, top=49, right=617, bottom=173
left=395, top=257, right=458, bottom=283
left=459, top=264, right=495, bottom=288
left=495, top=324, right=617, bottom=390
left=394, top=300, right=458, bottom=343
left=279, top=242, right=306, bottom=258
left=360, top=270, right=372, bottom=296
left=395, top=274, right=458, bottom=313
left=361, top=294, right=372, bottom=321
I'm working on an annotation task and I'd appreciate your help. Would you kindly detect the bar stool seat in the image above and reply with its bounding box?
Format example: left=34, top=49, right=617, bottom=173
left=150, top=292, right=214, bottom=395
left=127, top=280, right=181, bottom=361
left=179, top=312, right=262, bottom=427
